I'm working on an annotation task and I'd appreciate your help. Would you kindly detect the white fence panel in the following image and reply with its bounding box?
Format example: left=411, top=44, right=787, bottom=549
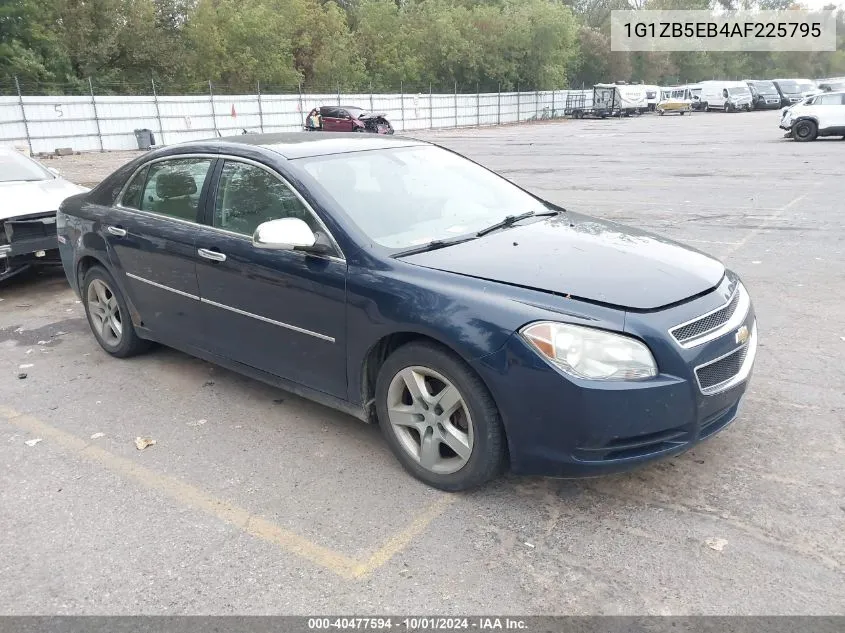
left=1, top=88, right=571, bottom=154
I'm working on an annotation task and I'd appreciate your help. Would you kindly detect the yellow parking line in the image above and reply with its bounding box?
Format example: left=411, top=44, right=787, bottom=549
left=0, top=406, right=453, bottom=580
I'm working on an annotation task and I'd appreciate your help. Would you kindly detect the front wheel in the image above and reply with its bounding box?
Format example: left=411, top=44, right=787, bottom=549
left=792, top=120, right=818, bottom=142
left=82, top=265, right=149, bottom=358
left=375, top=342, right=506, bottom=491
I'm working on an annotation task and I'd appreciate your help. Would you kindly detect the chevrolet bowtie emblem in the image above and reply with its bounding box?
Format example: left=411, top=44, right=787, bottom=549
left=735, top=325, right=750, bottom=345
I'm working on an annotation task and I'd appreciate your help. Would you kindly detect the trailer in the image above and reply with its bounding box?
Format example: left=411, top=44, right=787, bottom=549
left=565, top=84, right=648, bottom=119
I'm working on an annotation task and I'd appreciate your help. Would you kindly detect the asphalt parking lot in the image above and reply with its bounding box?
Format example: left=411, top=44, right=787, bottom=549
left=1, top=111, right=843, bottom=615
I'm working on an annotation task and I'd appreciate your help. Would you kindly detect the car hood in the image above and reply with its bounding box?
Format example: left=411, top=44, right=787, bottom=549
left=401, top=213, right=725, bottom=311
left=0, top=178, right=88, bottom=221
left=358, top=112, right=388, bottom=120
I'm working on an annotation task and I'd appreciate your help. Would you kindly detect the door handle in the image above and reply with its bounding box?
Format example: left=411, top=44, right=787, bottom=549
left=198, top=248, right=226, bottom=262
left=107, top=225, right=127, bottom=237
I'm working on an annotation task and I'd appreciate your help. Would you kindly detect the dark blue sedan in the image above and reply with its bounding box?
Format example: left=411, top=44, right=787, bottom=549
left=56, top=133, right=757, bottom=490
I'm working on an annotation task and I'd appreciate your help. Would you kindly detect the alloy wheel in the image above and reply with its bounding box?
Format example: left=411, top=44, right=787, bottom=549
left=87, top=278, right=123, bottom=346
left=386, top=366, right=474, bottom=475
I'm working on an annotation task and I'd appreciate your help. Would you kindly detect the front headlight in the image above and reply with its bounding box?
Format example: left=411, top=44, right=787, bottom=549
left=521, top=322, right=657, bottom=381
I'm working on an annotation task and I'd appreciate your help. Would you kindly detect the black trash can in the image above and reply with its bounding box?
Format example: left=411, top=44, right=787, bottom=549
left=133, top=129, right=155, bottom=150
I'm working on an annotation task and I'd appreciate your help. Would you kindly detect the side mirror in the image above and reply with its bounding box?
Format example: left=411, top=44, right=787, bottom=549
left=253, top=218, right=316, bottom=251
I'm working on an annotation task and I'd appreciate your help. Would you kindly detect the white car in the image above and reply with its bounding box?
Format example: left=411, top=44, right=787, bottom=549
left=1, top=147, right=88, bottom=281
left=779, top=91, right=845, bottom=142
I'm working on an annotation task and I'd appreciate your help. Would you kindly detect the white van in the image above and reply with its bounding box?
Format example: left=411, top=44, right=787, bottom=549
left=699, top=80, right=753, bottom=112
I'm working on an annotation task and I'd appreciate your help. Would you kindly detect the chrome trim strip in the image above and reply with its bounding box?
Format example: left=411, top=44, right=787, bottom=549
left=125, top=272, right=200, bottom=300
left=200, top=297, right=335, bottom=343
left=695, top=320, right=757, bottom=395
left=670, top=283, right=750, bottom=349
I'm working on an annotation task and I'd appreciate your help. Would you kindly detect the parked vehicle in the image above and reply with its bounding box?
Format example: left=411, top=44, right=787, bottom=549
left=817, top=80, right=845, bottom=93
left=310, top=106, right=394, bottom=134
left=656, top=87, right=692, bottom=115
left=1, top=147, right=87, bottom=281
left=779, top=91, right=845, bottom=141
left=643, top=85, right=660, bottom=111
left=772, top=79, right=807, bottom=108
left=566, top=83, right=647, bottom=118
left=57, top=133, right=757, bottom=491
left=745, top=80, right=783, bottom=110
left=687, top=84, right=706, bottom=111
left=699, top=81, right=753, bottom=112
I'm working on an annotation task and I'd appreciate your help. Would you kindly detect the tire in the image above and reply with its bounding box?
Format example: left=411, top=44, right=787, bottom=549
left=375, top=341, right=506, bottom=491
left=704, top=103, right=710, bottom=112
left=657, top=109, right=664, bottom=116
left=725, top=102, right=734, bottom=113
left=792, top=120, right=818, bottom=142
left=82, top=265, right=149, bottom=358
left=679, top=111, right=685, bottom=116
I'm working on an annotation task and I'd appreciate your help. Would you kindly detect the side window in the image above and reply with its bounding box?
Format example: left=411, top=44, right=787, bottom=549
left=139, top=158, right=213, bottom=222
left=213, top=161, right=321, bottom=238
left=121, top=165, right=149, bottom=209
left=817, top=94, right=841, bottom=105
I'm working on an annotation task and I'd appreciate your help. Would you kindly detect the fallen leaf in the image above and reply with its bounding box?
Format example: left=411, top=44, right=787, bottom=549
left=90, top=432, right=105, bottom=439
left=134, top=437, right=156, bottom=450
left=705, top=537, right=728, bottom=551
left=24, top=438, right=42, bottom=447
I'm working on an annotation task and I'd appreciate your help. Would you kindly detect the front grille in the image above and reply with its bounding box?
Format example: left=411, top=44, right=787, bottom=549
left=672, top=289, right=740, bottom=345
left=696, top=345, right=748, bottom=393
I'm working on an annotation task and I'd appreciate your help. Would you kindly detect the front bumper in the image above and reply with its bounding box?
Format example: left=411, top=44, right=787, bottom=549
left=472, top=277, right=757, bottom=477
left=1, top=212, right=60, bottom=281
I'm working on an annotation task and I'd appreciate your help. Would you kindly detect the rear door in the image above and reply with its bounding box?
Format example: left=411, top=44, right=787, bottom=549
left=814, top=93, right=845, bottom=129
left=320, top=107, right=344, bottom=132
left=193, top=157, right=348, bottom=398
left=106, top=156, right=215, bottom=345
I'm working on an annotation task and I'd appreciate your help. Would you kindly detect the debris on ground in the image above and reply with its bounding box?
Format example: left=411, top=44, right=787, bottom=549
left=524, top=542, right=535, bottom=548
left=17, top=373, right=27, bottom=379
left=186, top=419, right=207, bottom=427
left=19, top=364, right=33, bottom=369
left=90, top=432, right=105, bottom=439
left=24, top=438, right=42, bottom=447
left=203, top=381, right=214, bottom=387
left=273, top=398, right=285, bottom=404
left=134, top=437, right=156, bottom=450
left=705, top=537, right=728, bottom=551
left=37, top=340, right=48, bottom=345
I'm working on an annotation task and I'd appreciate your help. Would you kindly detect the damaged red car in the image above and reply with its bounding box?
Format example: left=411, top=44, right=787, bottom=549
left=308, top=106, right=394, bottom=134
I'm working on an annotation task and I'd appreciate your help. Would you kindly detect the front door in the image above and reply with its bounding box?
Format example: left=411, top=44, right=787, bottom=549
left=194, top=158, right=347, bottom=398
left=103, top=156, right=214, bottom=345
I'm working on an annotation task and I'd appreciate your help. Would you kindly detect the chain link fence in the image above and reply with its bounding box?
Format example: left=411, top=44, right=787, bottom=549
left=0, top=78, right=591, bottom=155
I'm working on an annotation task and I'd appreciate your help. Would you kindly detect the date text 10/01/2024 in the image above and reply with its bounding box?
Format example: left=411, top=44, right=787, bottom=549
left=307, top=618, right=528, bottom=630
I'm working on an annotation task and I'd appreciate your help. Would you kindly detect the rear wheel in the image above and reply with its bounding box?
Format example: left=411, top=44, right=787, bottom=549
left=82, top=266, right=149, bottom=358
left=375, top=342, right=506, bottom=491
left=792, top=120, right=818, bottom=142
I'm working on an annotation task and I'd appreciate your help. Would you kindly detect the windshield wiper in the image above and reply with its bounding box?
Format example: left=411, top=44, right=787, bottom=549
left=475, top=209, right=561, bottom=237
left=392, top=235, right=478, bottom=258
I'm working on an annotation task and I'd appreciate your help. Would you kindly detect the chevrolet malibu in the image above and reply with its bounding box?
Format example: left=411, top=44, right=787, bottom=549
left=57, top=133, right=757, bottom=491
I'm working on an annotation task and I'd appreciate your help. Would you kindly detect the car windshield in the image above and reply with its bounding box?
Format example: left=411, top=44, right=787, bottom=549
left=777, top=80, right=800, bottom=93
left=297, top=146, right=549, bottom=249
left=750, top=81, right=777, bottom=94
left=728, top=87, right=750, bottom=96
left=0, top=150, right=53, bottom=183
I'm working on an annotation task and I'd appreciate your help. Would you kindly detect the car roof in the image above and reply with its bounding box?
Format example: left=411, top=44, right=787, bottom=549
left=206, top=132, right=428, bottom=160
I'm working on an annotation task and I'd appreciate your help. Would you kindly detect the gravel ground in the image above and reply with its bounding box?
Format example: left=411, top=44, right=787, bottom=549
left=1, top=112, right=843, bottom=615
